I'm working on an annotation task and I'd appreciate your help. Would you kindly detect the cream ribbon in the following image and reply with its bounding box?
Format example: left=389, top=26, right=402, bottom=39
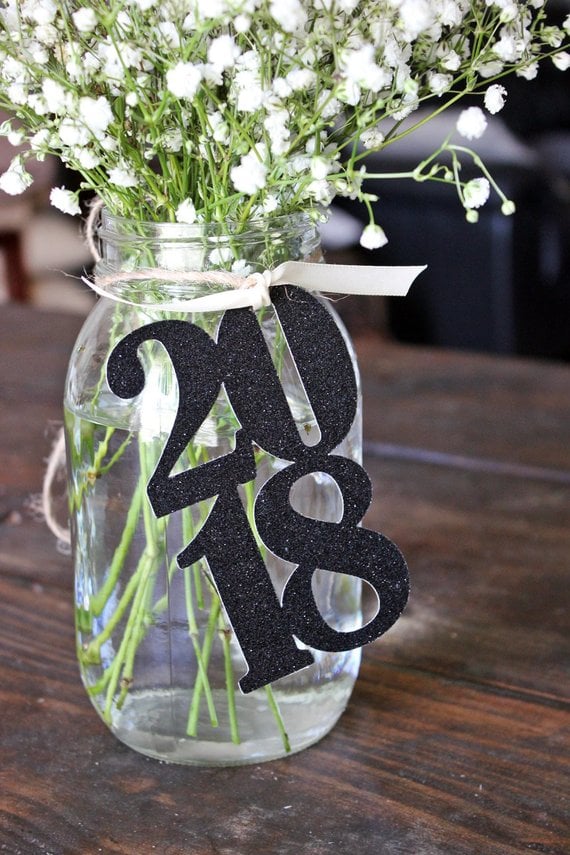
left=86, top=260, right=426, bottom=312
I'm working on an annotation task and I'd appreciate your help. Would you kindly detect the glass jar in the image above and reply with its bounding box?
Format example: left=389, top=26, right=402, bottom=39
left=64, top=212, right=363, bottom=765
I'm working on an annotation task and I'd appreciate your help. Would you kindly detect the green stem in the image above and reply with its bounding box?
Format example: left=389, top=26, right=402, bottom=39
left=81, top=560, right=143, bottom=665
left=220, top=618, right=240, bottom=746
left=182, top=508, right=204, bottom=609
left=184, top=445, right=208, bottom=608
left=102, top=552, right=153, bottom=723
left=70, top=426, right=120, bottom=513
left=102, top=440, right=163, bottom=717
left=186, top=595, right=221, bottom=736
left=98, top=432, right=134, bottom=476
left=116, top=558, right=155, bottom=710
left=89, top=477, right=144, bottom=617
left=184, top=567, right=218, bottom=728
left=265, top=685, right=291, bottom=753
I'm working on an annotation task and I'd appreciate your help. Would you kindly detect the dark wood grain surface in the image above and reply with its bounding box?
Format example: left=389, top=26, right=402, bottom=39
left=1, top=304, right=568, bottom=855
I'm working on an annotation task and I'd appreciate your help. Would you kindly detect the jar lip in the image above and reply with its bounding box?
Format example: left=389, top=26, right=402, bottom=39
left=99, top=208, right=325, bottom=243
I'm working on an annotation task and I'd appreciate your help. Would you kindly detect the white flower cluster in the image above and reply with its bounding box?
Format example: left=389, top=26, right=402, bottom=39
left=0, top=0, right=567, bottom=242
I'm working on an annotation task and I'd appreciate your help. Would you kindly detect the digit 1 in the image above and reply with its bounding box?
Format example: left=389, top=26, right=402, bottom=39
left=178, top=486, right=314, bottom=694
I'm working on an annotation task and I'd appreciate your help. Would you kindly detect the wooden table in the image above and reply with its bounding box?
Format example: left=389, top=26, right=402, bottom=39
left=1, top=304, right=569, bottom=854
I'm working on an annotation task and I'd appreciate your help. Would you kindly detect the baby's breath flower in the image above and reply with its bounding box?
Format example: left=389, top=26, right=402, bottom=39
left=175, top=199, right=197, bottom=224
left=463, top=178, right=491, bottom=209
left=342, top=45, right=389, bottom=92
left=75, top=148, right=101, bottom=169
left=26, top=0, right=58, bottom=26
left=209, top=246, right=233, bottom=266
left=30, top=128, right=51, bottom=152
left=59, top=118, right=90, bottom=147
left=262, top=194, right=279, bottom=213
left=232, top=258, right=253, bottom=275
left=7, top=82, right=29, bottom=106
left=484, top=84, right=508, bottom=114
left=440, top=50, right=462, bottom=71
left=360, top=127, right=385, bottom=150
left=456, top=107, right=488, bottom=140
left=207, top=111, right=230, bottom=145
left=552, top=51, right=570, bottom=71
left=316, top=89, right=342, bottom=120
left=517, top=62, right=539, bottom=79
left=162, top=129, right=183, bottom=152
left=208, top=35, right=240, bottom=70
left=305, top=178, right=334, bottom=205
left=231, top=149, right=268, bottom=195
left=264, top=108, right=290, bottom=156
left=108, top=165, right=138, bottom=188
left=7, top=129, right=25, bottom=146
left=428, top=72, right=453, bottom=95
left=273, top=77, right=293, bottom=98
left=337, top=79, right=361, bottom=107
left=34, top=23, right=58, bottom=46
left=399, top=0, right=435, bottom=40
left=166, top=62, right=202, bottom=100
left=79, top=96, right=114, bottom=135
left=0, top=0, right=565, bottom=229
left=233, top=68, right=266, bottom=112
left=157, top=21, right=181, bottom=49
left=360, top=223, right=388, bottom=250
left=72, top=7, right=97, bottom=33
left=234, top=14, right=251, bottom=33
left=270, top=0, right=307, bottom=33
left=286, top=68, right=316, bottom=92
left=100, top=135, right=119, bottom=153
left=310, top=157, right=331, bottom=181
left=0, top=157, right=33, bottom=195
left=42, top=79, right=70, bottom=114
left=493, top=31, right=520, bottom=62
left=50, top=186, right=82, bottom=216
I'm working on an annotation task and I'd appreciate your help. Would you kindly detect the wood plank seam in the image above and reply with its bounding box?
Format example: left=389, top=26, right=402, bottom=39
left=368, top=659, right=570, bottom=711
left=364, top=440, right=570, bottom=484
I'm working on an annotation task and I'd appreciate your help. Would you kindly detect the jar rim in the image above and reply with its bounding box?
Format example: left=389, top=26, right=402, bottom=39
left=94, top=206, right=324, bottom=295
left=98, top=208, right=325, bottom=244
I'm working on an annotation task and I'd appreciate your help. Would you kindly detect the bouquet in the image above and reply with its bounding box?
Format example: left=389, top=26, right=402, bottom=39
left=1, top=1, right=568, bottom=762
left=0, top=0, right=568, bottom=241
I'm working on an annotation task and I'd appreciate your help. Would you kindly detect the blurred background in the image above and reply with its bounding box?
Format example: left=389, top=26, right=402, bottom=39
left=323, top=9, right=570, bottom=362
left=1, top=2, right=569, bottom=359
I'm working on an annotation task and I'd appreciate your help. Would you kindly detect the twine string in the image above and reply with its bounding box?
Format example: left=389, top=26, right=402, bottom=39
left=43, top=425, right=70, bottom=545
left=88, top=266, right=276, bottom=311
left=85, top=195, right=104, bottom=263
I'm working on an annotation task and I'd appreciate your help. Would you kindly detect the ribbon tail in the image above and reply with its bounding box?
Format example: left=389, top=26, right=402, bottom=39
left=272, top=260, right=426, bottom=297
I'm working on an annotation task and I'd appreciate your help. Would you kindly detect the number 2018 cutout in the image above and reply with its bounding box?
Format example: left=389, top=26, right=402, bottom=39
left=107, top=285, right=409, bottom=693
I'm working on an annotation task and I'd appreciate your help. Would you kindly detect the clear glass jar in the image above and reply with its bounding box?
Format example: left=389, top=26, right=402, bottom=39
left=64, top=212, right=363, bottom=765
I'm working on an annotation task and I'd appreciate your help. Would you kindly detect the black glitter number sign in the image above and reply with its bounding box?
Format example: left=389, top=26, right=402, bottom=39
left=107, top=285, right=409, bottom=693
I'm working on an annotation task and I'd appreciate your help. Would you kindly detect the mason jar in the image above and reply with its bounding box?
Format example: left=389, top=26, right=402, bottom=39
left=64, top=211, right=363, bottom=765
